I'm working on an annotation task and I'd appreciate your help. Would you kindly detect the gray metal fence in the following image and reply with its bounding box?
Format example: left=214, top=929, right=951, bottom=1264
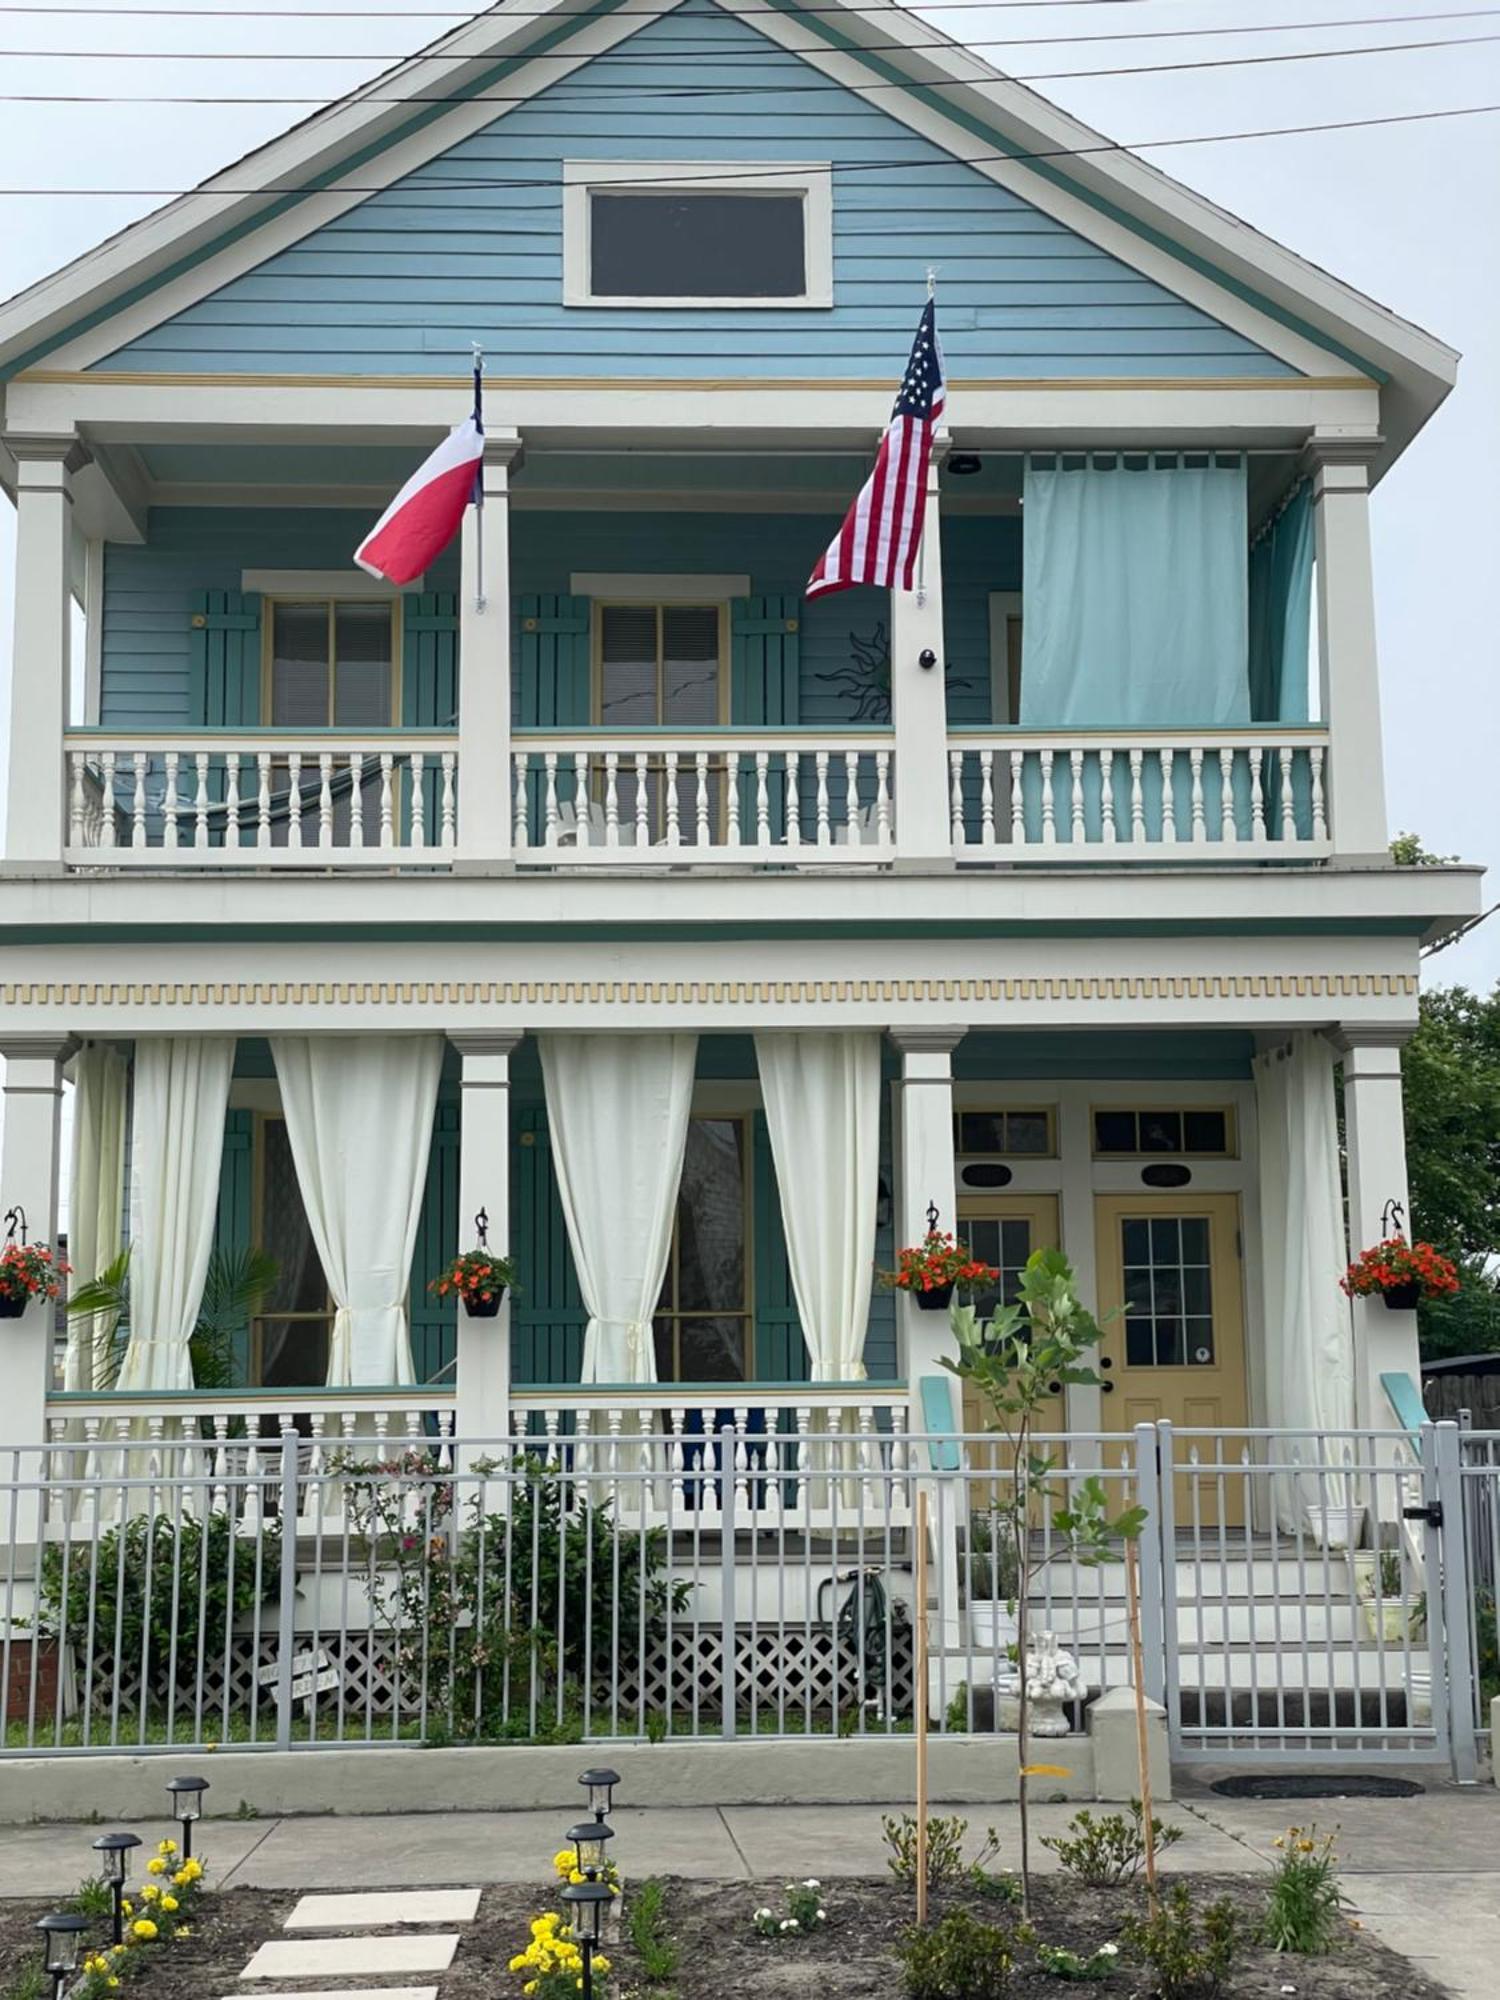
left=0, top=1422, right=1489, bottom=1776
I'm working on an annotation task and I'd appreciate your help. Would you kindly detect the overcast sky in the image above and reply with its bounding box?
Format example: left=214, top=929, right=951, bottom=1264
left=0, top=0, right=1495, bottom=986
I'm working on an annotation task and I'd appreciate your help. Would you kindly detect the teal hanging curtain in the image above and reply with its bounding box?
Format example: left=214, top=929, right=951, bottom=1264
left=1248, top=480, right=1314, bottom=723
left=1019, top=454, right=1250, bottom=727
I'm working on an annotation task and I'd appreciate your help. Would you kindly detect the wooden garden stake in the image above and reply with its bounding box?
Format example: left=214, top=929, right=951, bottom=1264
left=1124, top=1536, right=1160, bottom=1914
left=915, top=1485, right=929, bottom=1926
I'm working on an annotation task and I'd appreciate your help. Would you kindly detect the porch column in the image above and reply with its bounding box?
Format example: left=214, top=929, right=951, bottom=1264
left=1332, top=1030, right=1419, bottom=1431
left=0, top=1036, right=69, bottom=1523
left=1310, top=441, right=1388, bottom=862
left=456, top=432, right=523, bottom=868
left=890, top=1028, right=965, bottom=1409
left=4, top=436, right=78, bottom=867
left=451, top=1030, right=523, bottom=1449
left=888, top=448, right=954, bottom=868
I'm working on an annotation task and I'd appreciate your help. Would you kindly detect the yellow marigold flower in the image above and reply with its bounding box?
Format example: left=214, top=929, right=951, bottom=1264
left=508, top=1955, right=527, bottom=1973
left=568, top=1869, right=584, bottom=1884
left=176, top=1927, right=192, bottom=1939
left=147, top=1858, right=167, bottom=1875
left=120, top=1900, right=133, bottom=1916
left=131, top=1920, right=158, bottom=1940
left=161, top=1895, right=179, bottom=1913
left=107, top=1980, right=120, bottom=1990
left=592, top=1955, right=611, bottom=1974
left=159, top=1839, right=178, bottom=1855
left=523, top=1985, right=537, bottom=1997
left=183, top=1859, right=204, bottom=1881
left=142, top=1885, right=160, bottom=1902
left=1297, top=1840, right=1315, bottom=1853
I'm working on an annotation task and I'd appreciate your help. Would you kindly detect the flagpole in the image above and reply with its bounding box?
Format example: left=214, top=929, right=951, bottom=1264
left=916, top=271, right=937, bottom=609
left=472, top=341, right=486, bottom=613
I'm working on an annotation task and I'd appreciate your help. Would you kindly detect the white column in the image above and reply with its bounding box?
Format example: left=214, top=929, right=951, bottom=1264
left=1056, top=1091, right=1105, bottom=1434
left=4, top=437, right=77, bottom=867
left=457, top=433, right=522, bottom=868
left=1334, top=1030, right=1419, bottom=1431
left=451, top=1031, right=522, bottom=1450
left=0, top=1036, right=68, bottom=1544
left=890, top=1028, right=965, bottom=1406
left=889, top=450, right=954, bottom=867
left=1311, top=442, right=1388, bottom=862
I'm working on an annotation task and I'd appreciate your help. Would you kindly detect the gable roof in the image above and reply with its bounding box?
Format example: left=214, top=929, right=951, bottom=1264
left=0, top=0, right=1457, bottom=466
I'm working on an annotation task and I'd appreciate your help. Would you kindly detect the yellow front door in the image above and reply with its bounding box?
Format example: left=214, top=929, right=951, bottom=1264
left=957, top=1195, right=1064, bottom=1443
left=1094, top=1193, right=1248, bottom=1525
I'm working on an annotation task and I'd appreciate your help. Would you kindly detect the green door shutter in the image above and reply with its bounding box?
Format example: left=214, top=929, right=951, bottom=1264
left=731, top=596, right=801, bottom=837
left=511, top=1106, right=587, bottom=1387
left=212, top=1109, right=255, bottom=1384
left=517, top=595, right=591, bottom=726
left=190, top=590, right=262, bottom=725
left=408, top=1097, right=460, bottom=1386
left=753, top=1111, right=807, bottom=1383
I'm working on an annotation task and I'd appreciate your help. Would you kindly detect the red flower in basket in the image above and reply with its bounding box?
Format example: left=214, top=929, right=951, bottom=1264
left=1341, top=1236, right=1459, bottom=1305
left=883, top=1229, right=995, bottom=1304
left=430, top=1248, right=519, bottom=1319
left=0, top=1241, right=70, bottom=1312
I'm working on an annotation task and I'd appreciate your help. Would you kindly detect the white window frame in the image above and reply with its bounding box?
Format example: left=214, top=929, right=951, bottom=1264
left=987, top=590, right=1023, bottom=725
left=562, top=160, right=833, bottom=310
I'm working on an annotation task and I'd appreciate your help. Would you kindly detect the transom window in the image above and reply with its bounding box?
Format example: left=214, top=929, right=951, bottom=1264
left=1092, top=1108, right=1234, bottom=1157
left=253, top=1114, right=332, bottom=1387
left=954, top=1108, right=1055, bottom=1158
left=1120, top=1214, right=1216, bottom=1368
left=268, top=599, right=396, bottom=728
left=653, top=1116, right=752, bottom=1383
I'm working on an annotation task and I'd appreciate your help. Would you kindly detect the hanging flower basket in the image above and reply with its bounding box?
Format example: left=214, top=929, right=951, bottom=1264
left=0, top=1241, right=69, bottom=1318
left=882, top=1229, right=994, bottom=1311
left=1340, top=1237, right=1459, bottom=1311
left=430, top=1248, right=519, bottom=1319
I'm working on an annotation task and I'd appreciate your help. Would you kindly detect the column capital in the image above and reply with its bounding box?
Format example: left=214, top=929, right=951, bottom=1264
left=0, top=1033, right=75, bottom=1069
left=450, top=1030, right=525, bottom=1061
left=888, top=1027, right=967, bottom=1059
left=1326, top=1026, right=1414, bottom=1057
left=481, top=431, right=524, bottom=475
left=1302, top=437, right=1380, bottom=495
left=4, top=432, right=89, bottom=479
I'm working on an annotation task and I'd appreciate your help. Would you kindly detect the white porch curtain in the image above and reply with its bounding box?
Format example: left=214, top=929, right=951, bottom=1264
left=754, top=1032, right=881, bottom=1381
left=64, top=1042, right=128, bottom=1391
left=538, top=1033, right=697, bottom=1384
left=1254, top=1033, right=1356, bottom=1531
left=270, top=1035, right=444, bottom=1387
left=118, top=1038, right=235, bottom=1392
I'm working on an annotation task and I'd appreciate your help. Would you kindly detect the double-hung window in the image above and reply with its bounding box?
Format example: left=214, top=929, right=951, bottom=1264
left=265, top=598, right=398, bottom=844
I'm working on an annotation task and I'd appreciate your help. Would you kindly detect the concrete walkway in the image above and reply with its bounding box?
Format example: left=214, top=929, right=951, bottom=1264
left=1, top=1783, right=1495, bottom=1998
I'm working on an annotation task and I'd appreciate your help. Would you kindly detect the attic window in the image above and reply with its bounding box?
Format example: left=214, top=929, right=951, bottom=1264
left=563, top=161, right=833, bottom=308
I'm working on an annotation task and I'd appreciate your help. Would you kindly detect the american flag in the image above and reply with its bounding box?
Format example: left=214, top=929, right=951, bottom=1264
left=806, top=298, right=946, bottom=599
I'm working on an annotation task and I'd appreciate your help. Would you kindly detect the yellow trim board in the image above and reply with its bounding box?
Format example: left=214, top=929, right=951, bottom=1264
left=17, top=369, right=1378, bottom=393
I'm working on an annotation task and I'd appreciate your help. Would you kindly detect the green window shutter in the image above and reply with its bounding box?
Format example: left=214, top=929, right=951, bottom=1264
left=212, top=1109, right=255, bottom=1383
left=730, top=594, right=801, bottom=727
left=753, top=1111, right=808, bottom=1382
left=517, top=594, right=591, bottom=727
left=408, top=1098, right=460, bottom=1387
left=190, top=590, right=262, bottom=726
left=402, top=591, right=459, bottom=728
left=510, top=1106, right=587, bottom=1386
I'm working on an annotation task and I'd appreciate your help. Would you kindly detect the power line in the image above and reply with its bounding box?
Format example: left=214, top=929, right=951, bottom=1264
left=0, top=26, right=1495, bottom=97
left=0, top=98, right=1493, bottom=193
left=0, top=0, right=1492, bottom=22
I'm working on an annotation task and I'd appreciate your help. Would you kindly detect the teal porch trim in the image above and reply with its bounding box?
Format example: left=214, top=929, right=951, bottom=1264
left=1380, top=1370, right=1427, bottom=1438
left=920, top=1375, right=961, bottom=1471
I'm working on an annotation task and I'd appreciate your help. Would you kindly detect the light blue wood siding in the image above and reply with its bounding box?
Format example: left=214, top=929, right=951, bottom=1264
left=98, top=0, right=1291, bottom=380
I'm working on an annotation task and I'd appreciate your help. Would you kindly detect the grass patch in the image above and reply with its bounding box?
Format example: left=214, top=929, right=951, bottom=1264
left=628, top=1878, right=680, bottom=1988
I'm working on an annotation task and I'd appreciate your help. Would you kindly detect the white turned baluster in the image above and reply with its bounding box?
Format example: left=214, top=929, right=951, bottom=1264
left=285, top=751, right=302, bottom=849
left=98, top=750, right=118, bottom=847
left=1010, top=749, right=1026, bottom=845
left=131, top=751, right=149, bottom=847
left=874, top=749, right=892, bottom=846
left=313, top=753, right=332, bottom=849
left=67, top=755, right=86, bottom=847
left=512, top=751, right=529, bottom=850
left=543, top=752, right=560, bottom=844
left=195, top=753, right=211, bottom=848
left=225, top=753, right=242, bottom=849
left=664, top=751, right=681, bottom=846
left=1160, top=746, right=1176, bottom=844
left=634, top=752, right=650, bottom=847
left=786, top=750, right=802, bottom=847
left=949, top=749, right=965, bottom=846
left=843, top=750, right=859, bottom=844
left=732, top=1409, right=751, bottom=1510
left=669, top=1408, right=687, bottom=1509
left=794, top=1406, right=812, bottom=1514
left=378, top=752, right=395, bottom=847
left=1249, top=746, right=1267, bottom=842
left=1189, top=747, right=1206, bottom=843
left=1279, top=746, right=1296, bottom=842
left=409, top=751, right=425, bottom=847
left=1310, top=745, right=1328, bottom=842
left=758, top=751, right=773, bottom=847
left=605, top=754, right=620, bottom=847
left=346, top=752, right=365, bottom=846
left=1128, top=749, right=1145, bottom=843
left=1100, top=747, right=1116, bottom=843
left=1039, top=749, right=1056, bottom=844
left=440, top=752, right=457, bottom=848
left=725, top=751, right=741, bottom=847
left=211, top=1416, right=230, bottom=1512
left=161, top=751, right=180, bottom=848
left=815, top=751, right=831, bottom=846
left=1218, top=747, right=1236, bottom=843
left=890, top=1405, right=909, bottom=1475
left=255, top=751, right=272, bottom=848
left=977, top=749, right=995, bottom=846
left=1069, top=747, right=1085, bottom=846
left=573, top=752, right=589, bottom=846
left=696, top=752, right=711, bottom=847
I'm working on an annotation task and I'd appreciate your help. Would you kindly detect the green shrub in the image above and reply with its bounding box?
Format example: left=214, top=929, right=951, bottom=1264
left=1121, top=1885, right=1238, bottom=2000
left=898, top=1909, right=1024, bottom=2000
left=1040, top=1803, right=1184, bottom=1887
left=1261, top=1825, right=1347, bottom=1954
left=39, top=1511, right=281, bottom=1701
left=882, top=1813, right=1000, bottom=1890
left=627, top=1877, right=679, bottom=1984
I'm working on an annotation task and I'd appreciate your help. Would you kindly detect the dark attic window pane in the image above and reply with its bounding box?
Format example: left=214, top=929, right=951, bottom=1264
left=590, top=192, right=806, bottom=299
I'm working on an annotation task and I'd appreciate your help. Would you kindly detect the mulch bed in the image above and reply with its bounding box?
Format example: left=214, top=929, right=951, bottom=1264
left=0, top=1874, right=1452, bottom=2000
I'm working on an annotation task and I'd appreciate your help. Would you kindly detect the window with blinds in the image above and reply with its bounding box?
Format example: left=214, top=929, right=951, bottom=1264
left=268, top=600, right=396, bottom=728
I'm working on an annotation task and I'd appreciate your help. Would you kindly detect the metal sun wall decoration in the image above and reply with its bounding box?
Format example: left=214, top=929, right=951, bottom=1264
left=814, top=622, right=974, bottom=724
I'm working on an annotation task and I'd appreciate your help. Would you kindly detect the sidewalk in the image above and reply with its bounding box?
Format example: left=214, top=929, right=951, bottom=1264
left=1, top=1783, right=1495, bottom=1998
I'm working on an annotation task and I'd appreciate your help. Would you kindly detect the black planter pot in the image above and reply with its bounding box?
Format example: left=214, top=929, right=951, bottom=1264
left=1383, top=1282, right=1422, bottom=1312
left=464, top=1287, right=505, bottom=1319
left=914, top=1281, right=955, bottom=1313
left=0, top=1293, right=26, bottom=1318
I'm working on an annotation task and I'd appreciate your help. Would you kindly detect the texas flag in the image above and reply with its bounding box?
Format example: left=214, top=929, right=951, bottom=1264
left=354, top=413, right=484, bottom=586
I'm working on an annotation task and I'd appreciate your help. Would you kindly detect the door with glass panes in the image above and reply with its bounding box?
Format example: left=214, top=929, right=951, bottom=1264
left=956, top=1196, right=1064, bottom=1440
left=1094, top=1193, right=1247, bottom=1524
